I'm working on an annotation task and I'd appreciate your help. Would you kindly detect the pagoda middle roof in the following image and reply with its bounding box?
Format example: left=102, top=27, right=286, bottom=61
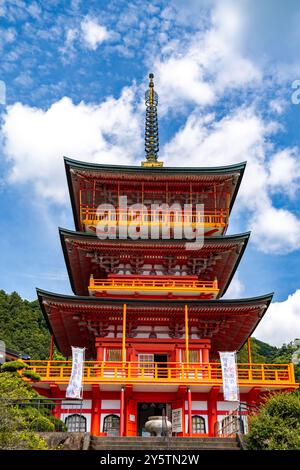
left=37, top=289, right=273, bottom=359
left=60, top=228, right=250, bottom=297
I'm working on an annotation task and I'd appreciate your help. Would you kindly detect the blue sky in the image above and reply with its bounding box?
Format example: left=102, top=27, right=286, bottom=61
left=1, top=0, right=300, bottom=345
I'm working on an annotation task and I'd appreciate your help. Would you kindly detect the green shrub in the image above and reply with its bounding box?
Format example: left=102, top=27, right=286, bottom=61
left=21, top=370, right=41, bottom=382
left=246, top=392, right=300, bottom=450
left=0, top=371, right=39, bottom=399
left=0, top=430, right=48, bottom=450
left=29, top=416, right=55, bottom=432
left=48, top=414, right=67, bottom=432
left=1, top=361, right=29, bottom=372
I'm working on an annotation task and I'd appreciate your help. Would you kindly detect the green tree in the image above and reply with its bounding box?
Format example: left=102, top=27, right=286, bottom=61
left=237, top=338, right=268, bottom=363
left=0, top=370, right=65, bottom=449
left=0, top=290, right=50, bottom=359
left=246, top=392, right=300, bottom=450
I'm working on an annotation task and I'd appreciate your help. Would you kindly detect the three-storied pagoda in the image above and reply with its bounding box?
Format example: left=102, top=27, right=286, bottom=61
left=28, top=75, right=297, bottom=437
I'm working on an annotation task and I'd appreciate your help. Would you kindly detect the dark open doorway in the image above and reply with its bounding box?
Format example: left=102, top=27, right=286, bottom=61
left=154, top=354, right=168, bottom=378
left=138, top=402, right=170, bottom=436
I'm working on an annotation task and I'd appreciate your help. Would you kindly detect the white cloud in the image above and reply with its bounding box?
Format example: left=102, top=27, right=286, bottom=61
left=153, top=2, right=261, bottom=112
left=223, top=274, right=244, bottom=298
left=2, top=86, right=142, bottom=203
left=65, top=28, right=78, bottom=47
left=173, top=0, right=300, bottom=76
left=250, top=206, right=300, bottom=254
left=162, top=106, right=300, bottom=254
left=268, top=149, right=300, bottom=197
left=81, top=17, right=110, bottom=50
left=269, top=98, right=286, bottom=115
left=255, top=290, right=300, bottom=346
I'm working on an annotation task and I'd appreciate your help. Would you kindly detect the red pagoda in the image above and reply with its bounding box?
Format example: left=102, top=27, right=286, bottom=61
left=27, top=74, right=298, bottom=438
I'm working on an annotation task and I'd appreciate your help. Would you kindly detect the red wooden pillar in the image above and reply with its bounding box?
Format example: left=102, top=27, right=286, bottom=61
left=50, top=384, right=61, bottom=419
left=208, top=387, right=219, bottom=436
left=96, top=345, right=102, bottom=361
left=49, top=335, right=54, bottom=361
left=120, top=387, right=125, bottom=437
left=91, top=385, right=101, bottom=436
left=187, top=387, right=192, bottom=436
left=202, top=346, right=209, bottom=364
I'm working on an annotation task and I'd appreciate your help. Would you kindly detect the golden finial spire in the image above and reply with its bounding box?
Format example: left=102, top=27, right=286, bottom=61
left=141, top=73, right=163, bottom=167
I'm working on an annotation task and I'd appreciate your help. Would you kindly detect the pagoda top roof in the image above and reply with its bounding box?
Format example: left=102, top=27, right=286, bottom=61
left=59, top=228, right=250, bottom=298
left=37, top=288, right=273, bottom=358
left=64, top=156, right=247, bottom=176
left=65, top=157, right=246, bottom=231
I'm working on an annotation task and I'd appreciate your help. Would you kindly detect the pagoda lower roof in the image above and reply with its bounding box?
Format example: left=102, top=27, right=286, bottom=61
left=60, top=228, right=249, bottom=297
left=65, top=157, right=246, bottom=231
left=37, top=289, right=273, bottom=358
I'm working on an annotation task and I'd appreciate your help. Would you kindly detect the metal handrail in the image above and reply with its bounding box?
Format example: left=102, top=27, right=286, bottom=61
left=80, top=206, right=228, bottom=225
left=89, top=277, right=219, bottom=290
left=215, top=402, right=259, bottom=437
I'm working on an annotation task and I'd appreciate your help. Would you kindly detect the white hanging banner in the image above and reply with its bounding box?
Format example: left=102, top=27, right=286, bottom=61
left=66, top=347, right=85, bottom=399
left=219, top=351, right=239, bottom=402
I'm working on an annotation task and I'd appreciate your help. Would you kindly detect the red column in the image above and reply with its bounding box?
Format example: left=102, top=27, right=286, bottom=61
left=120, top=387, right=125, bottom=437
left=49, top=335, right=54, bottom=361
left=50, top=384, right=61, bottom=419
left=202, top=347, right=209, bottom=364
left=53, top=400, right=61, bottom=420
left=91, top=386, right=101, bottom=436
left=96, top=342, right=103, bottom=361
left=187, top=387, right=192, bottom=436
left=208, top=387, right=219, bottom=436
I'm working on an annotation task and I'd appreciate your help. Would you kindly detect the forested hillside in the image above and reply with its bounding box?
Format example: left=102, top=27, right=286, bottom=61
left=0, top=290, right=50, bottom=359
left=0, top=290, right=299, bottom=381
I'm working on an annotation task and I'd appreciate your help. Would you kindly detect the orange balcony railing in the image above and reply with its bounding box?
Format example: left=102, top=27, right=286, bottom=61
left=88, top=276, right=220, bottom=298
left=80, top=207, right=229, bottom=230
left=23, top=361, right=297, bottom=388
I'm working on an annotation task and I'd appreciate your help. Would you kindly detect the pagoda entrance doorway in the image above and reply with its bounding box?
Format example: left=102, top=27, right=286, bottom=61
left=154, top=354, right=168, bottom=377
left=137, top=403, right=171, bottom=436
left=138, top=353, right=169, bottom=378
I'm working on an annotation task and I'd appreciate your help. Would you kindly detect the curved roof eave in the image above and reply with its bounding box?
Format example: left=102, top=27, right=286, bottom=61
left=58, top=227, right=251, bottom=297
left=36, top=287, right=273, bottom=307
left=64, top=155, right=247, bottom=174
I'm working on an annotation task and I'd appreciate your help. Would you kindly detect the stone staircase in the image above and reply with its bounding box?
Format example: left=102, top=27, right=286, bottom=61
left=90, top=436, right=241, bottom=451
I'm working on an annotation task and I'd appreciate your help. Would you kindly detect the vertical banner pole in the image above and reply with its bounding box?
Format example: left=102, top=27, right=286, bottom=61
left=122, top=304, right=127, bottom=364
left=187, top=387, right=192, bottom=436
left=120, top=386, right=125, bottom=437
left=185, top=304, right=189, bottom=365
left=49, top=334, right=54, bottom=361
left=247, top=338, right=252, bottom=364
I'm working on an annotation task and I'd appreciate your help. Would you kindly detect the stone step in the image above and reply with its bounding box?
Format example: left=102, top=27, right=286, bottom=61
left=92, top=447, right=240, bottom=451
left=92, top=446, right=240, bottom=451
left=91, top=437, right=236, bottom=443
left=90, top=437, right=240, bottom=451
left=92, top=444, right=239, bottom=450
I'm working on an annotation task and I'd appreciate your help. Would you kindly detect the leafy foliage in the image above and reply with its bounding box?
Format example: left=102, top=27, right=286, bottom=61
left=0, top=371, right=49, bottom=449
left=1, top=360, right=29, bottom=372
left=21, top=370, right=41, bottom=381
left=0, top=371, right=66, bottom=448
left=0, top=371, right=40, bottom=399
left=246, top=392, right=300, bottom=450
left=0, top=290, right=50, bottom=359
